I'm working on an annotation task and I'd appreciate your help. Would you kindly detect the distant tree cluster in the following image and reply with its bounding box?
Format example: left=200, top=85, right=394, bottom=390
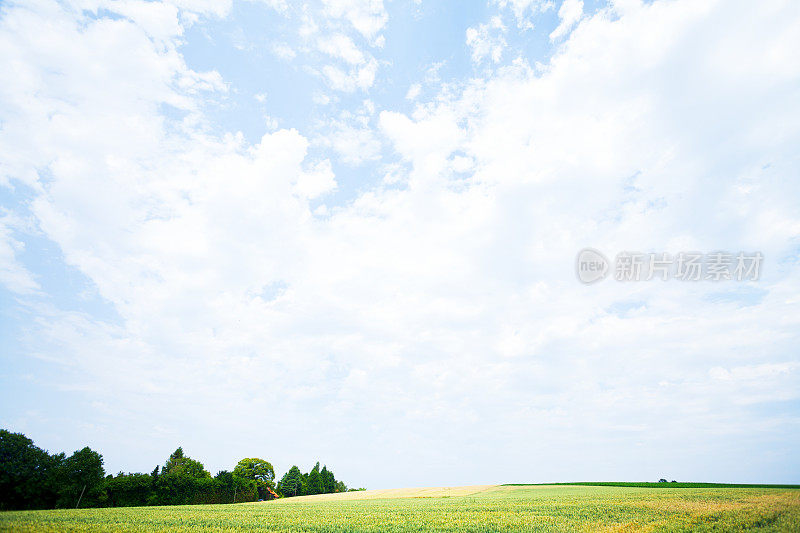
left=0, top=430, right=103, bottom=510
left=0, top=429, right=350, bottom=510
left=276, top=462, right=347, bottom=497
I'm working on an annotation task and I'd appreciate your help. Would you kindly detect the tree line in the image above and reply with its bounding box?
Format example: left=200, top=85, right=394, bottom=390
left=0, top=429, right=354, bottom=510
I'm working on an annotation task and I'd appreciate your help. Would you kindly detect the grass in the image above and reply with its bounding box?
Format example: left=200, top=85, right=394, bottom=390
left=1, top=484, right=799, bottom=532
left=505, top=482, right=800, bottom=489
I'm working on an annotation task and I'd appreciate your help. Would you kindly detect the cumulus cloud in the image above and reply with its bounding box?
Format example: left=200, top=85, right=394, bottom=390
left=295, top=158, right=337, bottom=198
left=1, top=0, right=800, bottom=487
left=377, top=0, right=800, bottom=482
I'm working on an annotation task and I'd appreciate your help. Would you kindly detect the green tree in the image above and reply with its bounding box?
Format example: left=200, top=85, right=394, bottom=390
left=234, top=458, right=275, bottom=499
left=276, top=466, right=303, bottom=497
left=0, top=430, right=60, bottom=510
left=233, top=458, right=274, bottom=484
left=53, top=446, right=105, bottom=508
left=214, top=470, right=256, bottom=503
left=321, top=465, right=336, bottom=493
left=163, top=447, right=210, bottom=479
left=102, top=472, right=152, bottom=507
left=153, top=448, right=211, bottom=505
left=306, top=462, right=323, bottom=495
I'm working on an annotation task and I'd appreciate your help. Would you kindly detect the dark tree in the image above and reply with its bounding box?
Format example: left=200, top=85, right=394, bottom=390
left=103, top=472, right=153, bottom=507
left=163, top=447, right=209, bottom=479
left=0, top=430, right=345, bottom=508
left=306, top=462, right=323, bottom=495
left=0, top=430, right=60, bottom=510
left=234, top=458, right=275, bottom=499
left=233, top=458, right=274, bottom=483
left=277, top=466, right=303, bottom=497
left=53, top=446, right=105, bottom=508
left=321, top=465, right=336, bottom=493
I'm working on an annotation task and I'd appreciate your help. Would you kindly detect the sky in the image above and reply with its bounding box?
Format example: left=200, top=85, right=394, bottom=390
left=0, top=0, right=799, bottom=489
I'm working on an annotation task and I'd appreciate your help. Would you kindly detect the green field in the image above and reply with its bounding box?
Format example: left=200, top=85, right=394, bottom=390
left=1, top=484, right=799, bottom=532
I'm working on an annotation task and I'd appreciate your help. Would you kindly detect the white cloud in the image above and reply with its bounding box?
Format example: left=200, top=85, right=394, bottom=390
left=264, top=115, right=279, bottom=131
left=710, top=362, right=800, bottom=383
left=295, top=158, right=337, bottom=198
left=466, top=16, right=507, bottom=64
left=313, top=92, right=332, bottom=105
left=405, top=83, right=421, bottom=100
left=0, top=213, right=39, bottom=294
left=319, top=110, right=382, bottom=166
left=321, top=58, right=379, bottom=92
left=380, top=107, right=465, bottom=178
left=271, top=41, right=296, bottom=60
left=318, top=33, right=366, bottom=65
left=110, top=1, right=183, bottom=43
left=252, top=0, right=289, bottom=15
left=321, top=0, right=388, bottom=43
left=314, top=31, right=380, bottom=92
left=375, top=0, right=800, bottom=481
left=492, top=0, right=554, bottom=29
left=2, top=0, right=800, bottom=487
left=167, top=0, right=233, bottom=17
left=291, top=2, right=388, bottom=93
left=549, top=0, right=583, bottom=41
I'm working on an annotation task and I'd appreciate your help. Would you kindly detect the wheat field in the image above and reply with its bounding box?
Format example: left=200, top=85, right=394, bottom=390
left=1, top=484, right=798, bottom=532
